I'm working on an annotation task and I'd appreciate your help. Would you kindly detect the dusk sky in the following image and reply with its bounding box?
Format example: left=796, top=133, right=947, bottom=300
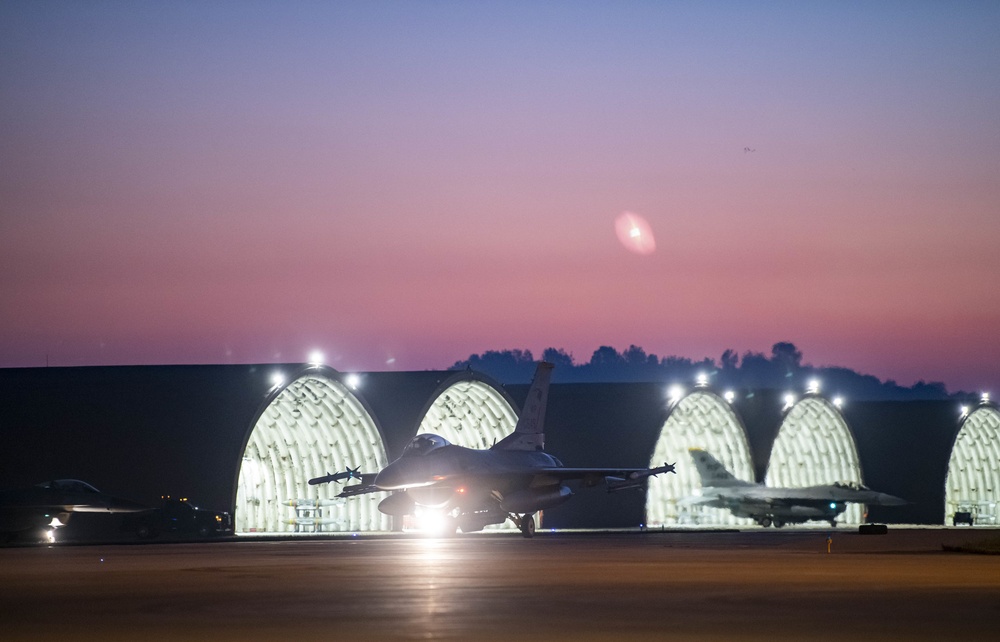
left=2, top=2, right=998, bottom=392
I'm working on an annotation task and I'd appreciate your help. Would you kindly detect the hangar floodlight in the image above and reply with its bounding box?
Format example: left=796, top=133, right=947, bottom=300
left=308, top=350, right=325, bottom=366
left=345, top=374, right=361, bottom=390
left=695, top=373, right=709, bottom=387
left=723, top=390, right=735, bottom=404
left=668, top=385, right=685, bottom=403
left=833, top=397, right=844, bottom=409
left=807, top=379, right=820, bottom=394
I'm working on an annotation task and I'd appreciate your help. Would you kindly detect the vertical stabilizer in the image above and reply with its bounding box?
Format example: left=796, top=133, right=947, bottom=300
left=492, top=362, right=553, bottom=452
left=689, top=449, right=752, bottom=488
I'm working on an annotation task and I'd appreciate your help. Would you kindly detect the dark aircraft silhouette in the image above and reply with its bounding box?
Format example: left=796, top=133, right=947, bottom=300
left=0, top=479, right=148, bottom=542
left=310, top=362, right=675, bottom=537
left=686, top=449, right=907, bottom=527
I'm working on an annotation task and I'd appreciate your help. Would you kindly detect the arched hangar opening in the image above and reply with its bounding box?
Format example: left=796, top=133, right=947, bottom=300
left=945, top=405, right=1000, bottom=526
left=234, top=367, right=390, bottom=534
left=415, top=377, right=519, bottom=450
left=765, top=397, right=863, bottom=525
left=646, top=389, right=754, bottom=527
left=414, top=375, right=519, bottom=530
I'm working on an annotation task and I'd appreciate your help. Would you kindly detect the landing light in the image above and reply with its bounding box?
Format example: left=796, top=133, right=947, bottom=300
left=695, top=373, right=708, bottom=387
left=345, top=373, right=360, bottom=390
left=982, top=392, right=991, bottom=404
left=807, top=379, right=820, bottom=394
left=308, top=350, right=325, bottom=366
left=723, top=390, right=735, bottom=404
left=668, top=385, right=684, bottom=403
left=271, top=372, right=285, bottom=387
left=414, top=507, right=451, bottom=536
left=960, top=405, right=969, bottom=417
left=833, top=397, right=844, bottom=409
left=783, top=393, right=796, bottom=410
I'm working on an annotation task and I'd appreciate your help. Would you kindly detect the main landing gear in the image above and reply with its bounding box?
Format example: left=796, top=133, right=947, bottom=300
left=510, top=513, right=536, bottom=538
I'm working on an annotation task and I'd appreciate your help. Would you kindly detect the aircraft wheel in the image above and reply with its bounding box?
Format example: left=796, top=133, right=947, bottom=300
left=135, top=524, right=157, bottom=539
left=520, top=514, right=535, bottom=538
left=773, top=519, right=784, bottom=528
left=759, top=517, right=772, bottom=528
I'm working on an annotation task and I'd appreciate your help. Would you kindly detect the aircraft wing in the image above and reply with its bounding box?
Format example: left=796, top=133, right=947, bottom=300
left=308, top=468, right=377, bottom=486
left=526, top=463, right=676, bottom=492
left=324, top=463, right=676, bottom=498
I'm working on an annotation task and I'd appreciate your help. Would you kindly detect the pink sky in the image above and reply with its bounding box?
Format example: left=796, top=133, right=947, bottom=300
left=1, top=3, right=998, bottom=392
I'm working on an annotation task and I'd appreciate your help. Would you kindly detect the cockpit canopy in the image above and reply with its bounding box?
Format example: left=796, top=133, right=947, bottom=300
left=401, top=433, right=451, bottom=457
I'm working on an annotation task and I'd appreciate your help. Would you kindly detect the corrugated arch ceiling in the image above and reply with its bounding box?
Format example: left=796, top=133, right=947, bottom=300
left=945, top=406, right=1000, bottom=525
left=765, top=397, right=863, bottom=525
left=646, top=390, right=754, bottom=527
left=236, top=374, right=389, bottom=534
left=416, top=380, right=518, bottom=450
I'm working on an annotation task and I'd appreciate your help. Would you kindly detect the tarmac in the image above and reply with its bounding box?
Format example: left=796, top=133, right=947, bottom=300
left=2, top=528, right=999, bottom=641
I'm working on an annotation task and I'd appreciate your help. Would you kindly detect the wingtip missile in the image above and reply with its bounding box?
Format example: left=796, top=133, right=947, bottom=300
left=308, top=466, right=365, bottom=486
left=606, top=463, right=677, bottom=492
left=649, top=462, right=676, bottom=477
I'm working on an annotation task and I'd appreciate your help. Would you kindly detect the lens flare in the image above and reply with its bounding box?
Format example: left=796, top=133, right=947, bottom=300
left=614, top=211, right=656, bottom=255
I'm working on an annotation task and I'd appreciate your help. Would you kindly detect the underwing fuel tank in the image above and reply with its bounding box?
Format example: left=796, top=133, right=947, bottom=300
left=378, top=491, right=415, bottom=517
left=500, top=485, right=573, bottom=513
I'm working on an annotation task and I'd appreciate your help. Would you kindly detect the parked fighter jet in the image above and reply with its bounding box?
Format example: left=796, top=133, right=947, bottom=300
left=310, top=362, right=675, bottom=537
left=686, top=449, right=907, bottom=527
left=0, top=479, right=149, bottom=542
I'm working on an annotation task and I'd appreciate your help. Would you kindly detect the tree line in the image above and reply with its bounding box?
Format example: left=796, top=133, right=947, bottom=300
left=450, top=342, right=969, bottom=401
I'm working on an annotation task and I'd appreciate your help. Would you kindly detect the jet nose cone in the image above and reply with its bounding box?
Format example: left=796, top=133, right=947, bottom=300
left=374, top=462, right=409, bottom=490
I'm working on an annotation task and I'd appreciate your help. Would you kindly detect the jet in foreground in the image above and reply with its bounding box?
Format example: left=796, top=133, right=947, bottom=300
left=310, top=362, right=675, bottom=537
left=0, top=479, right=149, bottom=542
left=686, top=449, right=907, bottom=527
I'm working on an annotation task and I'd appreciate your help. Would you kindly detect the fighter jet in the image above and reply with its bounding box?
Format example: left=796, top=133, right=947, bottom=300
left=310, top=362, right=675, bottom=537
left=0, top=479, right=149, bottom=542
left=686, top=448, right=907, bottom=527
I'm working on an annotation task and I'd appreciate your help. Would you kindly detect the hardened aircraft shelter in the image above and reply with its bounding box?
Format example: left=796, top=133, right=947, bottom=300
left=643, top=385, right=865, bottom=527
left=945, top=403, right=1000, bottom=526
left=764, top=394, right=864, bottom=525
left=646, top=387, right=754, bottom=527
left=0, top=364, right=996, bottom=533
left=234, top=366, right=518, bottom=535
